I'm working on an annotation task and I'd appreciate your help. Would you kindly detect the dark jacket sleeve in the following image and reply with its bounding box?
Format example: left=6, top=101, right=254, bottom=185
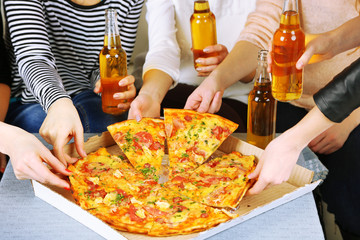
left=314, top=57, right=360, bottom=123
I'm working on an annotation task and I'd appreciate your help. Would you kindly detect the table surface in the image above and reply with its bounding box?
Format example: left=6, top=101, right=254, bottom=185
left=0, top=133, right=325, bottom=240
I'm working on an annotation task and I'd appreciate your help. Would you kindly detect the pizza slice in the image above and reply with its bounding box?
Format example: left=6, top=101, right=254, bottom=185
left=107, top=118, right=165, bottom=180
left=148, top=186, right=233, bottom=236
left=68, top=148, right=158, bottom=209
left=165, top=152, right=256, bottom=209
left=88, top=186, right=160, bottom=234
left=164, top=108, right=238, bottom=179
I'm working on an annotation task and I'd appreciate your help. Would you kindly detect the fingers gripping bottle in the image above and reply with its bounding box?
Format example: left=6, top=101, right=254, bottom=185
left=271, top=0, right=305, bottom=102
left=99, top=8, right=128, bottom=115
left=247, top=50, right=277, bottom=149
left=190, top=0, right=217, bottom=70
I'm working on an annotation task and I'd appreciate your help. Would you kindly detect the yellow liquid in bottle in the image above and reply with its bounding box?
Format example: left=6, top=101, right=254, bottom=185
left=247, top=81, right=277, bottom=149
left=272, top=10, right=305, bottom=102
left=99, top=35, right=129, bottom=115
left=190, top=0, right=217, bottom=69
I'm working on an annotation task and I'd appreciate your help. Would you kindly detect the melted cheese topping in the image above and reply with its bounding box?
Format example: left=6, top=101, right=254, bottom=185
left=155, top=200, right=170, bottom=211
left=130, top=197, right=143, bottom=206
left=88, top=177, right=100, bottom=185
left=113, top=169, right=123, bottom=178
left=170, top=210, right=189, bottom=223
left=103, top=192, right=117, bottom=206
left=135, top=208, right=146, bottom=219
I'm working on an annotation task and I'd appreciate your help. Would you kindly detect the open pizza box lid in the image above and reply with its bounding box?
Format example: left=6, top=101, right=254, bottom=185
left=32, top=131, right=321, bottom=240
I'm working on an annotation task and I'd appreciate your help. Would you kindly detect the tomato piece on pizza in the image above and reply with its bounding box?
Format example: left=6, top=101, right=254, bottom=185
left=164, top=108, right=238, bottom=179
left=107, top=118, right=165, bottom=180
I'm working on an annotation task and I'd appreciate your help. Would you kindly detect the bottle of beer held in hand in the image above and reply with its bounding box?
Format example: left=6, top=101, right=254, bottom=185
left=247, top=50, right=277, bottom=149
left=99, top=8, right=128, bottom=115
left=271, top=0, right=305, bottom=102
left=190, top=0, right=217, bottom=70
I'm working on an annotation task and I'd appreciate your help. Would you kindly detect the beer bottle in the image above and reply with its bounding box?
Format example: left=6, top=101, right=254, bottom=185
left=271, top=0, right=305, bottom=102
left=247, top=50, right=277, bottom=149
left=190, top=0, right=217, bottom=70
left=99, top=8, right=128, bottom=115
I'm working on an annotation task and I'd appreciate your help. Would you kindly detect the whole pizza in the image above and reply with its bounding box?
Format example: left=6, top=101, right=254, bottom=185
left=68, top=109, right=256, bottom=236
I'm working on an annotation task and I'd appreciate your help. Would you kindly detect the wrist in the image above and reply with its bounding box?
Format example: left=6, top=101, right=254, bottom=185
left=206, top=70, right=226, bottom=92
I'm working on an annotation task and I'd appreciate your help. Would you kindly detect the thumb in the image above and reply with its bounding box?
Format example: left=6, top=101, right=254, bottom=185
left=248, top=162, right=262, bottom=179
left=296, top=47, right=315, bottom=69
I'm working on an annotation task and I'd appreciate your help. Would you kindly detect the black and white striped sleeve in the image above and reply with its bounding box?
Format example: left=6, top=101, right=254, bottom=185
left=4, top=0, right=69, bottom=112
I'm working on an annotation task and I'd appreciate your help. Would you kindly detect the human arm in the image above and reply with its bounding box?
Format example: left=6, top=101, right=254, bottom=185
left=248, top=56, right=360, bottom=194
left=4, top=0, right=70, bottom=111
left=39, top=98, right=87, bottom=166
left=128, top=0, right=179, bottom=119
left=307, top=57, right=360, bottom=154
left=185, top=41, right=260, bottom=113
left=0, top=122, right=72, bottom=189
left=185, top=0, right=282, bottom=112
left=295, top=15, right=360, bottom=69
left=247, top=106, right=333, bottom=195
left=128, top=69, right=172, bottom=120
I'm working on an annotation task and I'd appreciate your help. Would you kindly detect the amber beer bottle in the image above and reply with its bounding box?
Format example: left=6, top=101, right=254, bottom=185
left=99, top=8, right=128, bottom=115
left=247, top=50, right=277, bottom=149
left=190, top=0, right=217, bottom=69
left=271, top=0, right=305, bottom=102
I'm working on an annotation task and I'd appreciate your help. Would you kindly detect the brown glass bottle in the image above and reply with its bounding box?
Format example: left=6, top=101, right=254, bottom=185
left=247, top=50, right=277, bottom=149
left=271, top=0, right=305, bottom=102
left=190, top=0, right=217, bottom=69
left=99, top=8, right=128, bottom=115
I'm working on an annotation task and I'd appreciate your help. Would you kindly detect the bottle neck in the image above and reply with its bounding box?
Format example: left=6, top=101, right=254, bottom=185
left=104, top=9, right=121, bottom=47
left=254, top=50, right=270, bottom=84
left=194, top=0, right=210, bottom=14
left=280, top=0, right=300, bottom=27
left=282, top=0, right=298, bottom=13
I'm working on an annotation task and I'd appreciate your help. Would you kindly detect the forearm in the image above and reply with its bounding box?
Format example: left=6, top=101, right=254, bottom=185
left=209, top=41, right=260, bottom=90
left=5, top=1, right=68, bottom=111
left=0, top=122, right=22, bottom=155
left=280, top=106, right=334, bottom=150
left=140, top=69, right=173, bottom=103
left=327, top=16, right=360, bottom=56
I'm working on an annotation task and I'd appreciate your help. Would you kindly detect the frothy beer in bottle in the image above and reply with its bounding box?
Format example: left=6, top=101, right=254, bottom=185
left=271, top=0, right=305, bottom=102
left=99, top=8, right=128, bottom=115
left=247, top=50, right=277, bottom=149
left=190, top=0, right=217, bottom=69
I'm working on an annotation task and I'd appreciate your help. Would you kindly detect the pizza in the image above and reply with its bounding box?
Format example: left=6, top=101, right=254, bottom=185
left=68, top=109, right=256, bottom=236
left=107, top=118, right=165, bottom=181
left=164, top=108, right=239, bottom=178
left=68, top=149, right=236, bottom=236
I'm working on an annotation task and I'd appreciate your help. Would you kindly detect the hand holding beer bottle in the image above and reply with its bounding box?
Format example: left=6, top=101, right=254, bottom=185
left=97, top=8, right=136, bottom=115
left=190, top=0, right=222, bottom=76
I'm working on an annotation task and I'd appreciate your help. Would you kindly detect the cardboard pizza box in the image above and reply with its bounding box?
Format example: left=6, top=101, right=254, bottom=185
left=32, top=131, right=321, bottom=240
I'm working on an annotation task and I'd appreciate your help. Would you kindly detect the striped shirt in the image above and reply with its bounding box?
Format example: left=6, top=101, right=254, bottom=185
left=4, top=0, right=144, bottom=111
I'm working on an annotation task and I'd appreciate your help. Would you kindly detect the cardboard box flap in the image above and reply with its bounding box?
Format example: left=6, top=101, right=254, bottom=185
left=63, top=131, right=116, bottom=158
